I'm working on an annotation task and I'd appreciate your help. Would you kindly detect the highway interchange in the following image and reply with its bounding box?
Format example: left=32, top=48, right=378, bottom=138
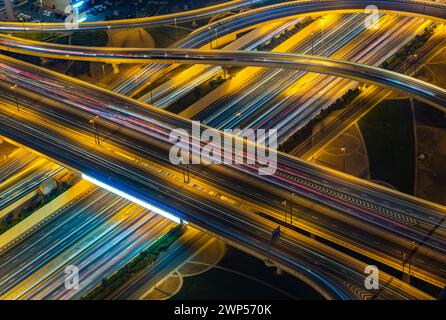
left=0, top=0, right=445, bottom=300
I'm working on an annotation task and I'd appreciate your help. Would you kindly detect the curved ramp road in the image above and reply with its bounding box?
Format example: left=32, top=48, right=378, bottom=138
left=0, top=36, right=445, bottom=112
left=0, top=0, right=445, bottom=32
left=0, top=94, right=432, bottom=300
left=107, top=0, right=446, bottom=94
left=0, top=0, right=265, bottom=32
left=0, top=55, right=444, bottom=298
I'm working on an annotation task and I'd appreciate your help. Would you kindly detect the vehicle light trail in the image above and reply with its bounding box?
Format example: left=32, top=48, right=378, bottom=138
left=82, top=173, right=186, bottom=225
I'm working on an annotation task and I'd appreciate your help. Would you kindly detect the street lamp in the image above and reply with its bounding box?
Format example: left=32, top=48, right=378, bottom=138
left=320, top=17, right=325, bottom=55
left=174, top=17, right=178, bottom=40
left=10, top=84, right=19, bottom=112
left=414, top=54, right=419, bottom=76
left=19, top=17, right=25, bottom=32
left=214, top=28, right=218, bottom=48
left=107, top=25, right=113, bottom=44
left=358, top=84, right=364, bottom=108
left=341, top=146, right=346, bottom=172
left=38, top=0, right=43, bottom=30
left=89, top=115, right=100, bottom=145
left=208, top=26, right=212, bottom=49
left=282, top=200, right=287, bottom=222
left=179, top=154, right=190, bottom=183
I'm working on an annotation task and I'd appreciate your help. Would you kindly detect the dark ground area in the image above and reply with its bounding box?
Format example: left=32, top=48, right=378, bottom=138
left=172, top=246, right=323, bottom=300
left=359, top=98, right=416, bottom=195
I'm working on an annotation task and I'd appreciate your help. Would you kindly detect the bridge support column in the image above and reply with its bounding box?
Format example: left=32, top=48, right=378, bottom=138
left=275, top=267, right=283, bottom=276
left=112, top=64, right=120, bottom=74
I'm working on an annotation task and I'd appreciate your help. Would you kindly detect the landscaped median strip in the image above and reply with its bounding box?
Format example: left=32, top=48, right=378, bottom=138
left=0, top=179, right=95, bottom=252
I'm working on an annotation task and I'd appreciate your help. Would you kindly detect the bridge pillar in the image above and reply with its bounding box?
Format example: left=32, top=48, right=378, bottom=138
left=275, top=267, right=283, bottom=276
left=112, top=64, right=120, bottom=74
left=402, top=273, right=410, bottom=284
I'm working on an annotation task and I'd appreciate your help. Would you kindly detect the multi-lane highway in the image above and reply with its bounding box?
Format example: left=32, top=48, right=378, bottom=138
left=190, top=13, right=429, bottom=140
left=0, top=0, right=266, bottom=32
left=0, top=53, right=443, bottom=298
left=1, top=0, right=446, bottom=300
left=4, top=0, right=446, bottom=98
left=2, top=35, right=446, bottom=111
left=99, top=0, right=446, bottom=97
left=0, top=103, right=431, bottom=299
left=0, top=187, right=175, bottom=299
left=110, top=228, right=214, bottom=300
left=292, top=20, right=446, bottom=158
left=138, top=18, right=304, bottom=107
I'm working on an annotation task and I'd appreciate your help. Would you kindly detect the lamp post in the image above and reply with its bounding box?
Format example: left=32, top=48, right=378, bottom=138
left=208, top=26, right=212, bottom=49
left=19, top=17, right=25, bottom=32
left=402, top=252, right=406, bottom=273
left=290, top=192, right=294, bottom=224
left=282, top=200, right=287, bottom=222
left=10, top=84, right=19, bottom=112
left=107, top=25, right=112, bottom=44
left=89, top=116, right=100, bottom=145
left=414, top=54, right=419, bottom=76
left=214, top=28, right=218, bottom=48
left=321, top=17, right=325, bottom=55
left=179, top=155, right=190, bottom=183
left=283, top=193, right=295, bottom=224
left=38, top=0, right=43, bottom=30
left=341, top=146, right=346, bottom=172
left=174, top=17, right=178, bottom=40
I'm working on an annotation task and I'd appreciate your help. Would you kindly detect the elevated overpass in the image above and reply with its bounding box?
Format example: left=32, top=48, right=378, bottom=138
left=0, top=54, right=444, bottom=294
left=0, top=59, right=433, bottom=300
left=0, top=36, right=445, bottom=112
left=0, top=0, right=445, bottom=32
left=0, top=0, right=265, bottom=32
left=81, top=0, right=446, bottom=95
